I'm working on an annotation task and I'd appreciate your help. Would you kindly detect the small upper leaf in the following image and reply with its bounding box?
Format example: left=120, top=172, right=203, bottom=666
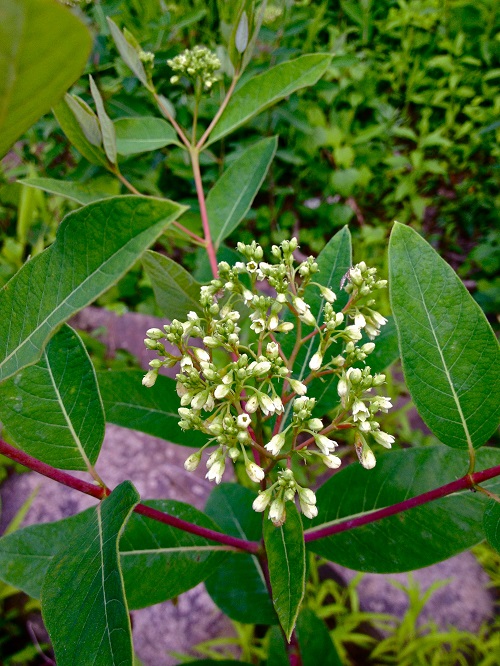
left=107, top=18, right=150, bottom=89
left=206, top=137, right=278, bottom=249
left=142, top=251, right=204, bottom=320
left=53, top=95, right=108, bottom=166
left=0, top=325, right=105, bottom=471
left=89, top=75, right=117, bottom=165
left=115, top=117, right=179, bottom=155
left=42, top=481, right=140, bottom=666
left=389, top=223, right=500, bottom=449
left=0, top=196, right=186, bottom=384
left=0, top=0, right=91, bottom=157
left=263, top=502, right=306, bottom=641
left=207, top=54, right=332, bottom=145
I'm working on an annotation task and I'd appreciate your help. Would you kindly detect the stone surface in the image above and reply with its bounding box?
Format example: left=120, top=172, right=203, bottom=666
left=329, top=552, right=494, bottom=633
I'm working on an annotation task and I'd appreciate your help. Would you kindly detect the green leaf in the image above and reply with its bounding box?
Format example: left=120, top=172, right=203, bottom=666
left=19, top=177, right=118, bottom=205
left=97, top=370, right=207, bottom=448
left=89, top=75, right=117, bottom=165
left=121, top=499, right=228, bottom=610
left=389, top=223, right=500, bottom=449
left=107, top=18, right=150, bottom=89
left=204, top=484, right=276, bottom=624
left=295, top=608, right=342, bottom=666
left=483, top=500, right=500, bottom=554
left=281, top=226, right=352, bottom=421
left=42, top=481, right=140, bottom=666
left=266, top=627, right=289, bottom=666
left=64, top=94, right=102, bottom=148
left=0, top=0, right=91, bottom=158
left=207, top=54, right=332, bottom=145
left=263, top=502, right=305, bottom=641
left=0, top=196, right=186, bottom=384
left=115, top=117, right=179, bottom=155
left=53, top=95, right=108, bottom=166
left=308, top=446, right=500, bottom=573
left=0, top=325, right=104, bottom=470
left=0, top=509, right=93, bottom=599
left=206, top=137, right=278, bottom=249
left=142, top=251, right=203, bottom=320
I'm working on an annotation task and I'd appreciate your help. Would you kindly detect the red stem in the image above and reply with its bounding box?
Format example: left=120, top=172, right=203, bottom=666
left=304, top=464, right=500, bottom=542
left=0, top=439, right=259, bottom=554
left=190, top=148, right=219, bottom=279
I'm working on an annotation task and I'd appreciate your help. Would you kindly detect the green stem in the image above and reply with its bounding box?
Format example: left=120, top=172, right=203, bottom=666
left=154, top=92, right=191, bottom=150
left=197, top=73, right=240, bottom=149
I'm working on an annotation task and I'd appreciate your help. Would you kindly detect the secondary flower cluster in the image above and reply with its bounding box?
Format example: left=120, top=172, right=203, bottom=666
left=143, top=239, right=394, bottom=525
left=168, top=46, right=221, bottom=89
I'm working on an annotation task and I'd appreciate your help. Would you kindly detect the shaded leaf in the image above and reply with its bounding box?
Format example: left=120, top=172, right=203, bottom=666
left=42, top=481, right=139, bottom=666
left=121, top=499, right=228, bottom=609
left=0, top=196, right=186, bottom=383
left=107, top=18, right=150, bottom=89
left=19, top=177, right=118, bottom=205
left=142, top=250, right=203, bottom=320
left=207, top=137, right=278, bottom=249
left=90, top=75, right=117, bottom=164
left=207, top=55, right=332, bottom=145
left=204, top=484, right=276, bottom=624
left=115, top=117, right=179, bottom=155
left=389, top=223, right=500, bottom=449
left=0, top=510, right=93, bottom=599
left=98, top=370, right=207, bottom=448
left=266, top=626, right=289, bottom=666
left=263, top=502, right=305, bottom=641
left=0, top=0, right=91, bottom=157
left=0, top=325, right=104, bottom=470
left=308, top=446, right=500, bottom=572
left=483, top=500, right=500, bottom=554
left=296, top=608, right=342, bottom=666
left=64, top=94, right=102, bottom=148
left=53, top=95, right=108, bottom=166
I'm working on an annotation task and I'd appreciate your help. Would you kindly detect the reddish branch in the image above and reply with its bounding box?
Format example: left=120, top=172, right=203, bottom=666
left=2, top=438, right=500, bottom=552
left=0, top=439, right=259, bottom=554
left=304, top=464, right=500, bottom=542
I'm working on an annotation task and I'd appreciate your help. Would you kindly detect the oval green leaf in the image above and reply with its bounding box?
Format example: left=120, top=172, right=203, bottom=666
left=42, top=481, right=140, bottom=666
left=263, top=502, right=305, bottom=641
left=19, top=177, right=119, bottom=205
left=206, top=137, right=278, bottom=249
left=207, top=54, right=332, bottom=145
left=53, top=95, right=108, bottom=166
left=142, top=251, right=203, bottom=320
left=0, top=196, right=186, bottom=384
left=204, top=483, right=276, bottom=624
left=307, top=446, right=500, bottom=573
left=97, top=370, right=207, bottom=447
left=0, top=325, right=104, bottom=471
left=483, top=499, right=500, bottom=554
left=121, top=499, right=228, bottom=610
left=0, top=0, right=91, bottom=158
left=115, top=117, right=179, bottom=155
left=389, top=222, right=500, bottom=449
left=296, top=608, right=342, bottom=666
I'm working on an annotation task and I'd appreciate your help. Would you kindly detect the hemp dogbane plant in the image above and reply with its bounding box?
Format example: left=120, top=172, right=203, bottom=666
left=0, top=1, right=499, bottom=664
left=142, top=241, right=394, bottom=526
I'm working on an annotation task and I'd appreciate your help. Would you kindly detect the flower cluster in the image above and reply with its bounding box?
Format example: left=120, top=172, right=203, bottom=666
left=143, top=239, right=394, bottom=525
left=168, top=46, right=221, bottom=89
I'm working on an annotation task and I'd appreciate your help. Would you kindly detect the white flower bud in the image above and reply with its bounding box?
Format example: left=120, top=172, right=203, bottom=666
left=206, top=459, right=225, bottom=484
left=253, top=489, right=272, bottom=512
left=352, top=398, right=370, bottom=421
left=142, top=370, right=157, bottom=388
left=309, top=352, right=323, bottom=372
left=228, top=447, right=240, bottom=460
left=319, top=286, right=336, bottom=303
left=203, top=336, right=219, bottom=348
left=345, top=325, right=363, bottom=341
left=259, top=393, right=276, bottom=415
left=193, top=348, right=211, bottom=363
left=144, top=338, right=158, bottom=350
left=307, top=418, right=323, bottom=432
left=184, top=452, right=201, bottom=471
left=146, top=327, right=163, bottom=339
left=245, top=395, right=259, bottom=413
left=359, top=446, right=376, bottom=469
left=300, top=310, right=317, bottom=327
left=337, top=377, right=349, bottom=399
left=253, top=360, right=272, bottom=375
left=293, top=297, right=308, bottom=315
left=268, top=314, right=279, bottom=331
left=300, top=502, right=318, bottom=519
left=246, top=461, right=265, bottom=483
left=289, top=378, right=307, bottom=396
left=298, top=487, right=317, bottom=505
left=269, top=498, right=286, bottom=526
left=361, top=343, right=376, bottom=355
left=354, top=313, right=366, bottom=328
left=265, top=432, right=286, bottom=455
left=276, top=321, right=294, bottom=333
left=372, top=430, right=395, bottom=448
left=315, top=434, right=337, bottom=455
left=214, top=384, right=230, bottom=399
left=319, top=453, right=342, bottom=469
left=273, top=396, right=284, bottom=413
